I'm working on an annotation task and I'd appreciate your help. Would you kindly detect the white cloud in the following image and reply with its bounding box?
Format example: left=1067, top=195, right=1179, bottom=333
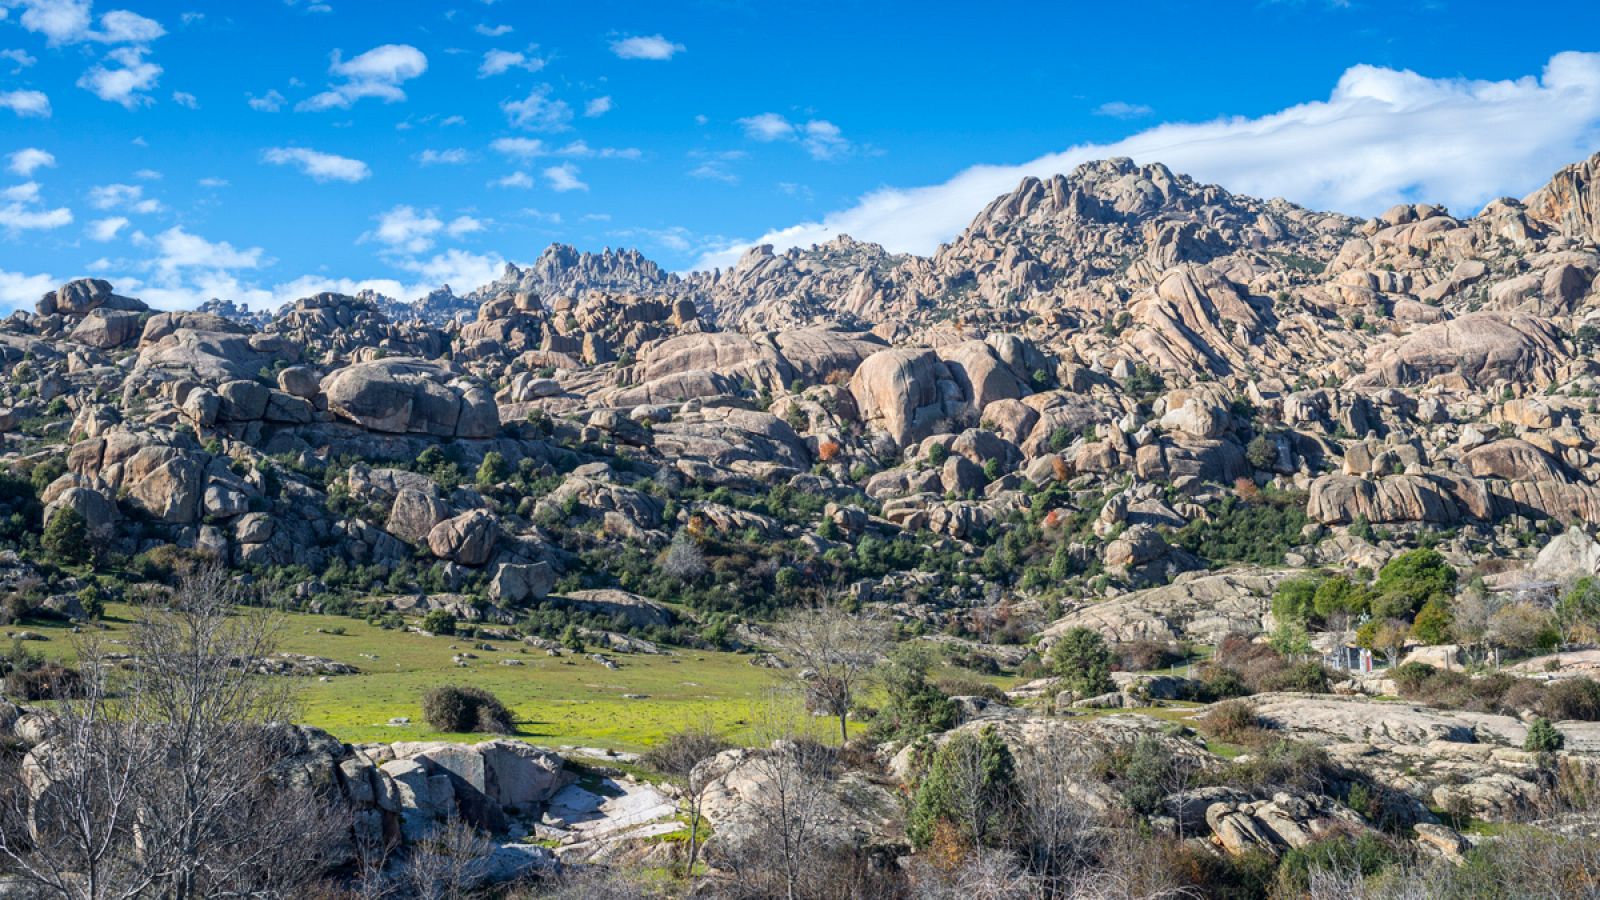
left=77, top=45, right=161, bottom=107
left=171, top=89, right=196, bottom=108
left=198, top=176, right=228, bottom=188
left=695, top=52, right=1600, bottom=270
left=364, top=204, right=449, bottom=254
left=7, top=0, right=163, bottom=45
left=0, top=180, right=71, bottom=230
left=554, top=140, right=639, bottom=160
left=1094, top=100, right=1152, bottom=119
left=3, top=181, right=39, bottom=202
left=738, top=112, right=793, bottom=142
left=737, top=112, right=851, bottom=159
left=154, top=225, right=263, bottom=272
left=479, top=48, right=542, bottom=77
left=262, top=146, right=371, bottom=182
left=0, top=267, right=53, bottom=311
left=543, top=162, right=585, bottom=192
left=7, top=147, right=54, bottom=176
left=491, top=171, right=533, bottom=189
left=88, top=215, right=127, bottom=240
left=298, top=43, right=427, bottom=111
left=584, top=95, right=611, bottom=117
left=491, top=136, right=544, bottom=159
left=0, top=48, right=37, bottom=72
left=501, top=84, right=571, bottom=131
left=475, top=23, right=511, bottom=37
left=446, top=215, right=482, bottom=237
left=0, top=89, right=50, bottom=116
left=609, top=34, right=683, bottom=61
left=687, top=149, right=744, bottom=184
left=132, top=167, right=159, bottom=179
left=247, top=88, right=285, bottom=111
left=418, top=147, right=470, bottom=165
left=87, top=181, right=159, bottom=211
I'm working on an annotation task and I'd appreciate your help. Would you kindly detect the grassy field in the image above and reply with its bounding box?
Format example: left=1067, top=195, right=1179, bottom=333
left=13, top=604, right=800, bottom=751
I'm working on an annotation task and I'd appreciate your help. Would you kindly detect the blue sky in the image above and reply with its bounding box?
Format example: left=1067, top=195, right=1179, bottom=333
left=2, top=0, right=1599, bottom=311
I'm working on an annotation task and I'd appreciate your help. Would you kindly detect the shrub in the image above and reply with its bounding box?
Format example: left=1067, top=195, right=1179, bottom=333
left=906, top=726, right=1017, bottom=849
left=1271, top=575, right=1321, bottom=625
left=1171, top=489, right=1309, bottom=566
left=1372, top=548, right=1456, bottom=620
left=1543, top=678, right=1600, bottom=721
left=421, top=685, right=513, bottom=734
left=925, top=443, right=949, bottom=467
left=1114, top=639, right=1184, bottom=672
left=420, top=609, right=457, bottom=636
left=42, top=506, right=91, bottom=565
left=1525, top=717, right=1565, bottom=753
left=1199, top=699, right=1260, bottom=743
left=1049, top=627, right=1114, bottom=698
left=1245, top=434, right=1278, bottom=470
left=1273, top=832, right=1403, bottom=897
left=1312, top=573, right=1371, bottom=621
left=1410, top=597, right=1454, bottom=644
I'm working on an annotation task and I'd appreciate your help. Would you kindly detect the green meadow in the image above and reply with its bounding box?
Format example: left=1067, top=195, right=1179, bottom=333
left=14, top=603, right=794, bottom=751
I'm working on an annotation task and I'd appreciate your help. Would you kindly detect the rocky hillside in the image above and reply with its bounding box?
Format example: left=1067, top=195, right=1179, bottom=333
left=7, top=149, right=1600, bottom=896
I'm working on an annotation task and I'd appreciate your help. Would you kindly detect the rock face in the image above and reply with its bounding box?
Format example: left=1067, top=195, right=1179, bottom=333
left=321, top=358, right=499, bottom=438
left=426, top=510, right=500, bottom=566
left=849, top=348, right=965, bottom=446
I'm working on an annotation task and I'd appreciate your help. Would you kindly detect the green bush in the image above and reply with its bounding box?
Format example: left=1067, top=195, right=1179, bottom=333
left=1525, top=717, right=1565, bottom=752
left=421, top=685, right=513, bottom=734
left=42, top=506, right=91, bottom=565
left=1172, top=489, right=1309, bottom=566
left=906, top=725, right=1017, bottom=848
left=1245, top=434, right=1278, bottom=470
left=1049, top=627, right=1114, bottom=698
left=1271, top=575, right=1320, bottom=625
left=1372, top=548, right=1456, bottom=620
left=1273, top=832, right=1403, bottom=897
left=420, top=609, right=457, bottom=636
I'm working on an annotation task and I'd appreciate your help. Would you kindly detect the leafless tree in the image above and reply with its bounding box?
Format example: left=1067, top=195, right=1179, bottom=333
left=0, top=567, right=341, bottom=900
left=397, top=816, right=495, bottom=900
left=769, top=602, right=892, bottom=744
left=639, top=719, right=729, bottom=879
left=0, top=634, right=158, bottom=900
left=1012, top=739, right=1108, bottom=888
left=713, top=698, right=875, bottom=900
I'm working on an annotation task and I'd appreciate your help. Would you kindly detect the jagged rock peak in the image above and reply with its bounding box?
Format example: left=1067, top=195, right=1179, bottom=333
left=1524, top=149, right=1600, bottom=244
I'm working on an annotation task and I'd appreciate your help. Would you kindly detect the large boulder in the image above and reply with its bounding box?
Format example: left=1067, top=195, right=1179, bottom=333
left=848, top=348, right=964, bottom=446
left=37, top=278, right=147, bottom=317
left=70, top=308, right=143, bottom=349
left=426, top=510, right=499, bottom=566
left=1358, top=312, right=1569, bottom=388
left=321, top=358, right=499, bottom=438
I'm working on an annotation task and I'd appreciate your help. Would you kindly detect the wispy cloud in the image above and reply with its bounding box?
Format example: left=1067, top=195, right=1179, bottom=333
left=737, top=112, right=852, bottom=159
left=0, top=89, right=49, bottom=116
left=297, top=43, right=427, bottom=111
left=609, top=34, right=683, bottom=61
left=418, top=147, right=471, bottom=165
left=501, top=84, right=571, bottom=131
left=77, top=45, right=162, bottom=107
left=584, top=95, right=611, bottom=117
left=1094, top=100, right=1152, bottom=119
left=7, top=147, right=55, bottom=176
left=262, top=146, right=371, bottom=182
left=543, top=162, right=586, bottom=192
left=479, top=47, right=542, bottom=77
left=247, top=88, right=285, bottom=111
